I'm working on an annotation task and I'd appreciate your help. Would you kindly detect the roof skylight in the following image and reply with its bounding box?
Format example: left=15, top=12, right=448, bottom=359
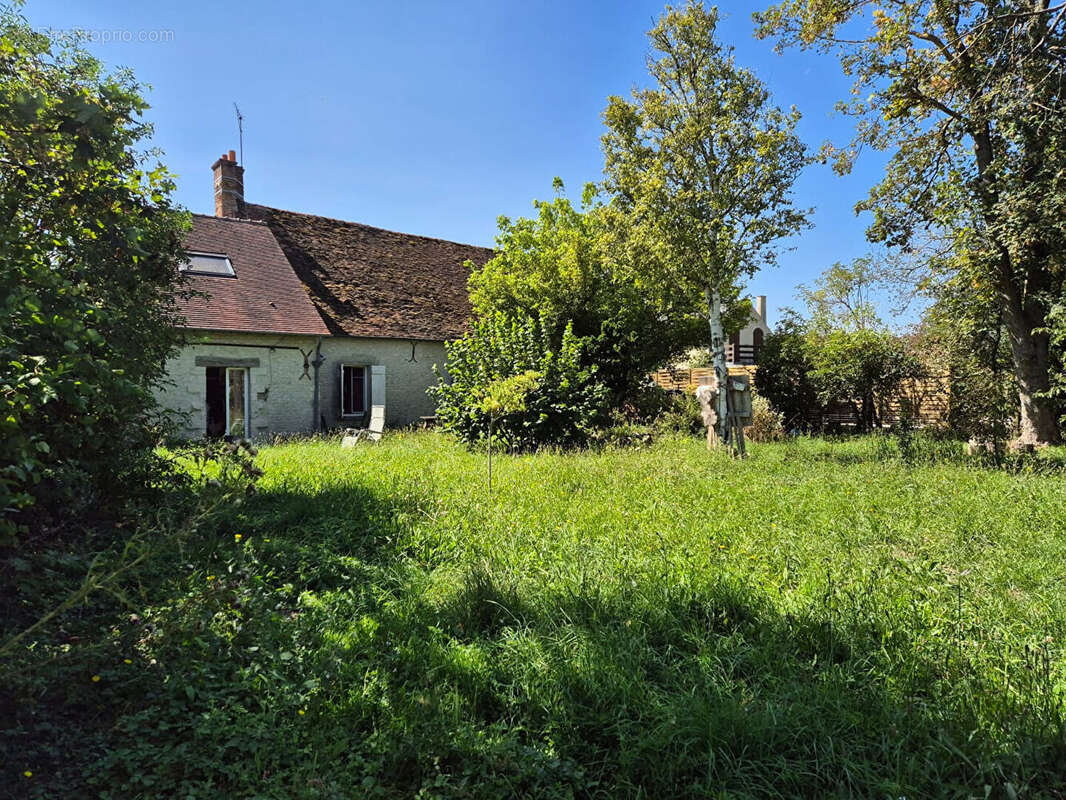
left=181, top=252, right=235, bottom=276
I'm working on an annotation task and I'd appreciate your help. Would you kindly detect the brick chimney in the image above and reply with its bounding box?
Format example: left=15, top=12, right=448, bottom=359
left=212, top=149, right=244, bottom=218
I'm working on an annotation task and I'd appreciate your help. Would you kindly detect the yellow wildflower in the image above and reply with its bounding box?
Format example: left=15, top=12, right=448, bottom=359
left=123, top=659, right=132, bottom=664
left=91, top=675, right=101, bottom=683
left=298, top=709, right=306, bottom=716
left=234, top=534, right=242, bottom=541
left=23, top=771, right=32, bottom=778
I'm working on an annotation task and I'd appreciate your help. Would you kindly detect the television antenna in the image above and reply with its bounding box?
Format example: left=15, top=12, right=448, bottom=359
left=233, top=102, right=244, bottom=164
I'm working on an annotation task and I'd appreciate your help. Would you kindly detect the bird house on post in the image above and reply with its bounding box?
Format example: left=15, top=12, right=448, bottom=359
left=727, top=374, right=752, bottom=423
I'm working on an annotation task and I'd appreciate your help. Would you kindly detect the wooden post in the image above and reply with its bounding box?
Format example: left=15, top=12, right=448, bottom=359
left=733, top=416, right=746, bottom=458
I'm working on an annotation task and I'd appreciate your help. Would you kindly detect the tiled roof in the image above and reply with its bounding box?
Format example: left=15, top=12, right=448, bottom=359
left=244, top=203, right=494, bottom=341
left=178, top=215, right=330, bottom=337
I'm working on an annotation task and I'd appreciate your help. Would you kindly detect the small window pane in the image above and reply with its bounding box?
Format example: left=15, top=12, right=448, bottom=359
left=342, top=366, right=365, bottom=416
left=182, top=253, right=234, bottom=276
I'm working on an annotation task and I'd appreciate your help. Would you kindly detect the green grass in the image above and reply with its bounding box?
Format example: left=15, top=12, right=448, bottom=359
left=5, top=432, right=1066, bottom=798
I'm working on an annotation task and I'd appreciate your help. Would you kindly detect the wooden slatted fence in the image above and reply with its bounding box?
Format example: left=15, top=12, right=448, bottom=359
left=650, top=368, right=950, bottom=428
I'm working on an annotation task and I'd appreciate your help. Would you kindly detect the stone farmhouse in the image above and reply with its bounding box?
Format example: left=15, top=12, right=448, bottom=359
left=155, top=151, right=492, bottom=438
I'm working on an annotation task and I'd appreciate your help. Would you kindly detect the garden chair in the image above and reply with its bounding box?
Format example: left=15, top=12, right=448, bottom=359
left=340, top=407, right=385, bottom=447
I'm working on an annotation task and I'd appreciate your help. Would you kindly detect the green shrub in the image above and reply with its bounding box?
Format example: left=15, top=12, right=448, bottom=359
left=592, top=386, right=701, bottom=447
left=431, top=313, right=610, bottom=449
left=744, top=393, right=785, bottom=442
left=0, top=12, right=188, bottom=541
left=808, top=329, right=922, bottom=431
left=654, top=391, right=704, bottom=436
left=685, top=347, right=715, bottom=368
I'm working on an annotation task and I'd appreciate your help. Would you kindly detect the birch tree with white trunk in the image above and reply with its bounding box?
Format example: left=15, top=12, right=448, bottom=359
left=601, top=1, right=811, bottom=444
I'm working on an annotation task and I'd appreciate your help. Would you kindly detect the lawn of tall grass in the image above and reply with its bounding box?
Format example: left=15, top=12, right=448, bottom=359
left=5, top=432, right=1066, bottom=798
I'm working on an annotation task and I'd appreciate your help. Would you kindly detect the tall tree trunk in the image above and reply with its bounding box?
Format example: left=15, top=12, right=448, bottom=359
left=1001, top=279, right=1060, bottom=445
left=972, top=121, right=1061, bottom=446
left=705, top=286, right=729, bottom=445
left=862, top=393, right=876, bottom=432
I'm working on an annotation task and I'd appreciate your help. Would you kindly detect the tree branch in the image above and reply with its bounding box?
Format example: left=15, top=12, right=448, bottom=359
left=902, top=84, right=970, bottom=126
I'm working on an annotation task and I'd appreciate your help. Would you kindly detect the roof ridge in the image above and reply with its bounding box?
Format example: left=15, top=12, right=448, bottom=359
left=191, top=212, right=269, bottom=227
left=247, top=202, right=493, bottom=252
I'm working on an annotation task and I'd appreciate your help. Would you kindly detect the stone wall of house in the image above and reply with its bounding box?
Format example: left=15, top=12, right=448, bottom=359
left=318, top=337, right=447, bottom=428
left=156, top=331, right=449, bottom=438
left=155, top=331, right=320, bottom=439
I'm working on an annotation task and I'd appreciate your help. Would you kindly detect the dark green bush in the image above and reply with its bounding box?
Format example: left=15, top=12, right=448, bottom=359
left=754, top=314, right=822, bottom=430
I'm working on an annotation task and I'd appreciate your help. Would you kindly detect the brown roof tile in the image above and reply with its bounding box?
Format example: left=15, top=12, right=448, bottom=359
left=244, top=203, right=493, bottom=340
left=179, top=215, right=330, bottom=337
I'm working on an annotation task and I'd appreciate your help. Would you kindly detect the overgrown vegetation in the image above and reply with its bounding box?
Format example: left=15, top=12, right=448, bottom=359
left=0, top=10, right=189, bottom=540
left=756, top=0, right=1066, bottom=445
left=601, top=1, right=809, bottom=443
left=432, top=313, right=609, bottom=448
left=6, top=2, right=1066, bottom=797
left=440, top=1, right=811, bottom=449
left=756, top=262, right=921, bottom=432
left=466, top=184, right=702, bottom=405
left=5, top=433, right=1066, bottom=798
left=434, top=179, right=705, bottom=449
left=753, top=311, right=821, bottom=430
left=916, top=283, right=1018, bottom=446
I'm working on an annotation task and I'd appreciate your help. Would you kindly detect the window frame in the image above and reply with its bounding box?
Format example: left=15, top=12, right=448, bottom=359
left=181, top=251, right=236, bottom=278
left=340, top=364, right=368, bottom=418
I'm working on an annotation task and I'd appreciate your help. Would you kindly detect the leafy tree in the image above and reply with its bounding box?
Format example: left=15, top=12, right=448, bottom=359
left=431, top=314, right=609, bottom=449
left=807, top=328, right=921, bottom=431
left=799, top=257, right=885, bottom=333
left=756, top=1, right=1066, bottom=445
left=760, top=261, right=922, bottom=432
left=477, top=370, right=540, bottom=490
left=754, top=312, right=822, bottom=429
left=468, top=182, right=703, bottom=404
left=601, top=1, right=810, bottom=444
left=0, top=12, right=189, bottom=539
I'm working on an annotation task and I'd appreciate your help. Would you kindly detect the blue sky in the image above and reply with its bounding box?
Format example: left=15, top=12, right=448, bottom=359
left=24, top=0, right=891, bottom=323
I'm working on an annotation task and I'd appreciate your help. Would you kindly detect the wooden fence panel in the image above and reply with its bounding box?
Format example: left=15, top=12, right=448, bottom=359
left=651, top=366, right=757, bottom=393
left=650, top=368, right=950, bottom=428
